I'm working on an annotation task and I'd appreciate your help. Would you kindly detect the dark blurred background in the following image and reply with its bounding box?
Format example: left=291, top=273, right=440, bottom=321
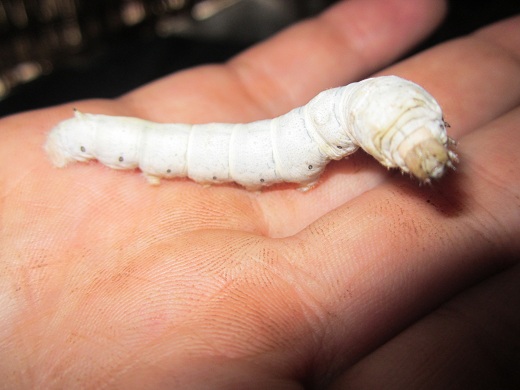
left=0, top=0, right=518, bottom=117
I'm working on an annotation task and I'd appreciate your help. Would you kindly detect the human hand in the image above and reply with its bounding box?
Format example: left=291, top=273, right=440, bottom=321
left=1, top=0, right=519, bottom=388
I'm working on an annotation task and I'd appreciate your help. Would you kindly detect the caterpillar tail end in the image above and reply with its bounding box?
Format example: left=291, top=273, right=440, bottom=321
left=44, top=110, right=94, bottom=168
left=44, top=128, right=75, bottom=168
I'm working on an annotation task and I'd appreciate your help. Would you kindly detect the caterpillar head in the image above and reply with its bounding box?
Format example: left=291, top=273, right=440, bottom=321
left=402, top=135, right=458, bottom=183
left=345, top=76, right=458, bottom=183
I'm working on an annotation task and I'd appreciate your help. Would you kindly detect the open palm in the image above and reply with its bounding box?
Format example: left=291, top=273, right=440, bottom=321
left=1, top=0, right=519, bottom=388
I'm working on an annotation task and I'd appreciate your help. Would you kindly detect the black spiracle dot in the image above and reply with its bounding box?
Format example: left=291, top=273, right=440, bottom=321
left=213, top=176, right=217, bottom=180
left=337, top=145, right=343, bottom=149
left=80, top=146, right=86, bottom=152
left=308, top=165, right=313, bottom=170
left=166, top=169, right=171, bottom=174
left=118, top=156, right=124, bottom=162
left=260, top=178, right=265, bottom=183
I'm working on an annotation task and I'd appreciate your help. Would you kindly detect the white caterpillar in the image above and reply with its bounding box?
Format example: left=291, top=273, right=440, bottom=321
left=45, top=76, right=457, bottom=190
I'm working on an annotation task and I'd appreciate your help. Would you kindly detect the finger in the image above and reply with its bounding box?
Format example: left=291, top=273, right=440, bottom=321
left=289, top=106, right=520, bottom=379
left=258, top=15, right=520, bottom=238
left=124, top=0, right=446, bottom=121
left=328, top=263, right=520, bottom=389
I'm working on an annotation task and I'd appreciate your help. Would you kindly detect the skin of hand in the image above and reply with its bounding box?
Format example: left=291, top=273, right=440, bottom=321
left=1, top=0, right=519, bottom=388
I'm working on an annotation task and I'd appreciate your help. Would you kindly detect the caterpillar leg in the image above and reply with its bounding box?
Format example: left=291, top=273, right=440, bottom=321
left=297, top=180, right=319, bottom=192
left=144, top=174, right=162, bottom=186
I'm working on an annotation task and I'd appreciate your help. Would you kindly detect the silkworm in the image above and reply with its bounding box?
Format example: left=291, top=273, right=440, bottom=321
left=45, top=76, right=457, bottom=190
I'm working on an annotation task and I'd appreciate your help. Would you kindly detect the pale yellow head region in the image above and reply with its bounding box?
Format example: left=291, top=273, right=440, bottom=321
left=400, top=131, right=457, bottom=182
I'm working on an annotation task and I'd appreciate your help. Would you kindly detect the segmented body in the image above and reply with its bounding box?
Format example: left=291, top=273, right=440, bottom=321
left=45, top=76, right=457, bottom=190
